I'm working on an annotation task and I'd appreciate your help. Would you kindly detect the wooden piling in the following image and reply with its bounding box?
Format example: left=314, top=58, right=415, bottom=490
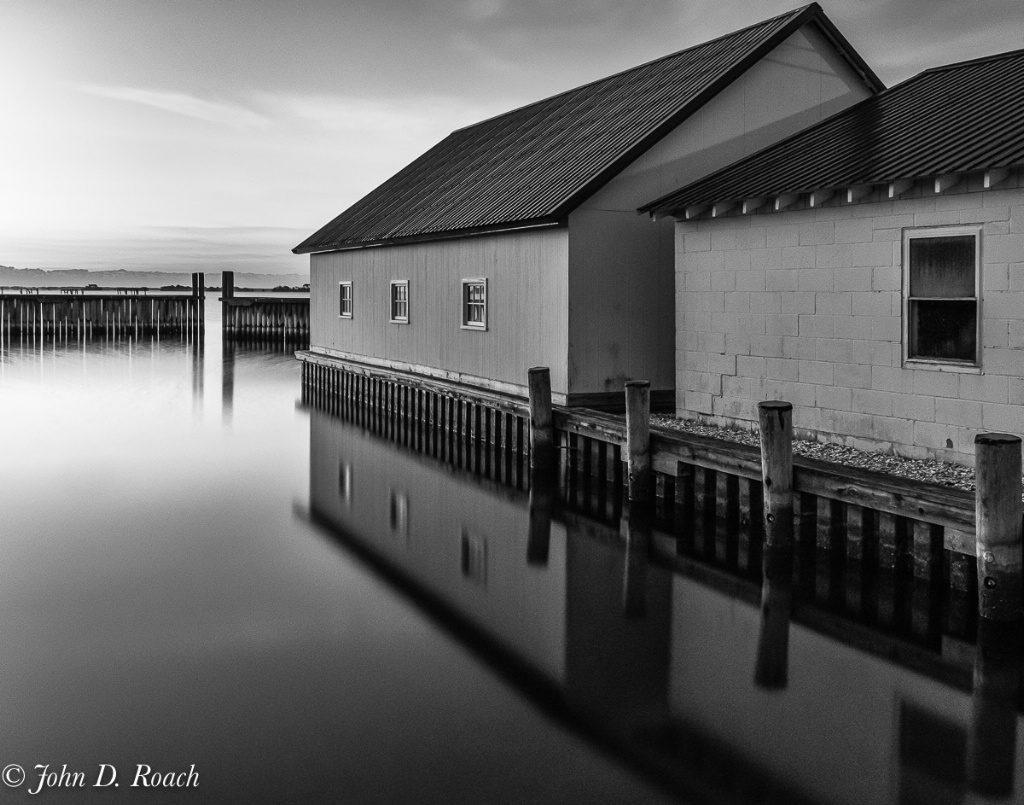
left=975, top=433, right=1023, bottom=621
left=528, top=367, right=554, bottom=472
left=625, top=380, right=651, bottom=504
left=967, top=618, right=1021, bottom=797
left=757, top=401, right=794, bottom=553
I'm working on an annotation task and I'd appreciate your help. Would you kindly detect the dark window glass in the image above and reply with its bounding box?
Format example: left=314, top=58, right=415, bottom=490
left=909, top=300, right=976, bottom=361
left=909, top=236, right=975, bottom=297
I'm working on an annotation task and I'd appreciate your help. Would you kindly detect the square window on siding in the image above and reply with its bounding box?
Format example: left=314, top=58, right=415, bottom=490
left=903, top=228, right=980, bottom=366
left=390, top=280, right=409, bottom=324
left=339, top=281, right=352, bottom=318
left=461, top=278, right=487, bottom=330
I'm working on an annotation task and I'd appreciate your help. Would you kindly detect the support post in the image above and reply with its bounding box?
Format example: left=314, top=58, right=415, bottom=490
left=625, top=380, right=651, bottom=504
left=967, top=619, right=1021, bottom=797
left=757, top=401, right=794, bottom=552
left=975, top=433, right=1023, bottom=621
left=528, top=367, right=554, bottom=472
left=222, top=271, right=234, bottom=300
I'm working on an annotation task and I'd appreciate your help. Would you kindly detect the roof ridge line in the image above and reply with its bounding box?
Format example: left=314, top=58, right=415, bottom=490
left=918, top=44, right=1024, bottom=76
left=449, top=4, right=816, bottom=135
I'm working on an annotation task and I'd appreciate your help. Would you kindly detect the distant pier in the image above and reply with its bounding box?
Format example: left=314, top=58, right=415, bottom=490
left=0, top=273, right=205, bottom=335
left=220, top=271, right=309, bottom=343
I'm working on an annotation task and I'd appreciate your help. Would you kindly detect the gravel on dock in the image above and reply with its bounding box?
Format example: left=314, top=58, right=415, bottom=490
left=651, top=415, right=981, bottom=492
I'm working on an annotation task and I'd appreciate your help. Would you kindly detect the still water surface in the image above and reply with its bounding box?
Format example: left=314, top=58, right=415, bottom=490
left=1, top=309, right=1020, bottom=804
left=0, top=312, right=671, bottom=804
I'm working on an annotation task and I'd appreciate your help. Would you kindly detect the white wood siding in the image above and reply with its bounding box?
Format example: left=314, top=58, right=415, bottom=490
left=566, top=24, right=873, bottom=398
left=311, top=228, right=569, bottom=399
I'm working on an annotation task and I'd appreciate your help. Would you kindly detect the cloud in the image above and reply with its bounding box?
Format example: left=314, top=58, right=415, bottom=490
left=80, top=84, right=270, bottom=129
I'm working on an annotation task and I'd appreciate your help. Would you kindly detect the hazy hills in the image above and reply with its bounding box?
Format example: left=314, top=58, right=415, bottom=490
left=0, top=266, right=308, bottom=289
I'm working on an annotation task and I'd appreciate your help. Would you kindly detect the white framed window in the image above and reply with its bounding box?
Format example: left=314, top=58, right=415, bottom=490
left=338, top=462, right=352, bottom=505
left=390, top=280, right=409, bottom=324
left=339, top=281, right=352, bottom=318
left=461, top=278, right=487, bottom=330
left=390, top=490, right=409, bottom=540
left=460, top=529, right=487, bottom=586
left=903, top=226, right=981, bottom=368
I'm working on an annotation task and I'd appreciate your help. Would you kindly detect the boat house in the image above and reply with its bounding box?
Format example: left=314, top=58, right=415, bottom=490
left=294, top=4, right=880, bottom=409
left=643, top=47, right=1024, bottom=464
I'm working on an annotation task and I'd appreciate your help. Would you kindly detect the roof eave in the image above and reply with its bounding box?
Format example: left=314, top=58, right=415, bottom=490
left=292, top=217, right=567, bottom=255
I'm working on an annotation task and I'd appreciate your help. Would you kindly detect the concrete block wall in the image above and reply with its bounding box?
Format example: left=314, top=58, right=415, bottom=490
left=675, top=173, right=1024, bottom=466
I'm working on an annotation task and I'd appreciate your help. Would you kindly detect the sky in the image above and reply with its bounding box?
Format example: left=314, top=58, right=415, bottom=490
left=1, top=0, right=1022, bottom=275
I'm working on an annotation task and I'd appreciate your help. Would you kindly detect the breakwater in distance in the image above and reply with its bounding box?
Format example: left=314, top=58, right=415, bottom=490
left=220, top=271, right=309, bottom=344
left=0, top=273, right=205, bottom=336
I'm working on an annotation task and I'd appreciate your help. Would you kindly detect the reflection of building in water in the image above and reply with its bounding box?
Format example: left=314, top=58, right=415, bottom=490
left=305, top=407, right=1024, bottom=804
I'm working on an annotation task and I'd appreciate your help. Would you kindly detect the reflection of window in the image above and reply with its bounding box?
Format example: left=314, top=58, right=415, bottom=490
left=461, top=278, right=487, bottom=330
left=390, top=280, right=409, bottom=323
left=339, top=282, right=352, bottom=318
left=390, top=490, right=409, bottom=539
left=461, top=530, right=487, bottom=586
left=338, top=463, right=352, bottom=505
left=904, top=228, right=980, bottom=366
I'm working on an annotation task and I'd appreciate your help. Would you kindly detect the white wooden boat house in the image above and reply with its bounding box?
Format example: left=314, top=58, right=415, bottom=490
left=295, top=4, right=880, bottom=410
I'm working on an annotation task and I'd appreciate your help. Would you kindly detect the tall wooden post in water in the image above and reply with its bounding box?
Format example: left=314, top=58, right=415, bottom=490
left=757, top=401, right=794, bottom=552
left=974, top=433, right=1022, bottom=621
left=755, top=400, right=795, bottom=689
left=221, top=271, right=235, bottom=337
left=625, top=381, right=651, bottom=504
left=528, top=367, right=554, bottom=472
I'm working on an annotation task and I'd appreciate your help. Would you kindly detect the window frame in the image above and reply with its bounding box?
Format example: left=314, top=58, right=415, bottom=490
left=461, top=278, right=488, bottom=331
left=901, top=225, right=982, bottom=371
left=389, top=280, right=409, bottom=324
left=338, top=281, right=353, bottom=319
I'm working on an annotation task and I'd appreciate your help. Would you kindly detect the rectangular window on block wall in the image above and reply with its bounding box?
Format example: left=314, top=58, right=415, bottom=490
left=390, top=280, right=409, bottom=324
left=903, top=227, right=980, bottom=367
left=461, top=278, right=487, bottom=330
left=339, top=282, right=352, bottom=318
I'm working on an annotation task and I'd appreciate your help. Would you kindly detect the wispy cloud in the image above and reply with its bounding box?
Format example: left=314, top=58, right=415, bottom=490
left=80, top=84, right=270, bottom=129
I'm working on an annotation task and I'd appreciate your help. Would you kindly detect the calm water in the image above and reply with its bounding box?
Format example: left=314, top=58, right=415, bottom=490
left=1, top=308, right=1021, bottom=804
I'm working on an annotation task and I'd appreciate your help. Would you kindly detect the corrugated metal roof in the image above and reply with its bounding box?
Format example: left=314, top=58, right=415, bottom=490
left=642, top=47, right=1024, bottom=216
left=294, top=4, right=880, bottom=254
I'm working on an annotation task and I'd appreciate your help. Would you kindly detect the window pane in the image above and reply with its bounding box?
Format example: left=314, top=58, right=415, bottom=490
left=909, top=300, right=976, bottom=361
left=909, top=236, right=975, bottom=298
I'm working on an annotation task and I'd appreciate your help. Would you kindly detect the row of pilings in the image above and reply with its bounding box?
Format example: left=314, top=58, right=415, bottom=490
left=301, top=359, right=1024, bottom=798
left=0, top=273, right=205, bottom=335
left=220, top=271, right=309, bottom=342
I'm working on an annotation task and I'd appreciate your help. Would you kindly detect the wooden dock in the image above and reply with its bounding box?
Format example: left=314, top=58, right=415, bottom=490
left=220, top=271, right=308, bottom=342
left=0, top=273, right=205, bottom=335
left=297, top=350, right=1003, bottom=626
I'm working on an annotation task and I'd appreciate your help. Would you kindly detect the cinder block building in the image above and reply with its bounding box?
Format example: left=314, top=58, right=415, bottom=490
left=643, top=48, right=1024, bottom=464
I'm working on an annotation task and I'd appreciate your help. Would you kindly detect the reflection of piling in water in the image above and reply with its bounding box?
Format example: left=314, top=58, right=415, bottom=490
left=755, top=546, right=794, bottom=690
left=222, top=339, right=235, bottom=417
left=621, top=507, right=650, bottom=619
left=527, top=467, right=555, bottom=565
left=967, top=619, right=1021, bottom=798
left=191, top=327, right=204, bottom=402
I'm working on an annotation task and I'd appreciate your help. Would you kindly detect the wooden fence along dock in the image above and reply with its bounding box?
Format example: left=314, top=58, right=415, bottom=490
left=220, top=271, right=309, bottom=343
left=299, top=353, right=1024, bottom=797
left=299, top=353, right=1024, bottom=644
left=0, top=273, right=205, bottom=336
